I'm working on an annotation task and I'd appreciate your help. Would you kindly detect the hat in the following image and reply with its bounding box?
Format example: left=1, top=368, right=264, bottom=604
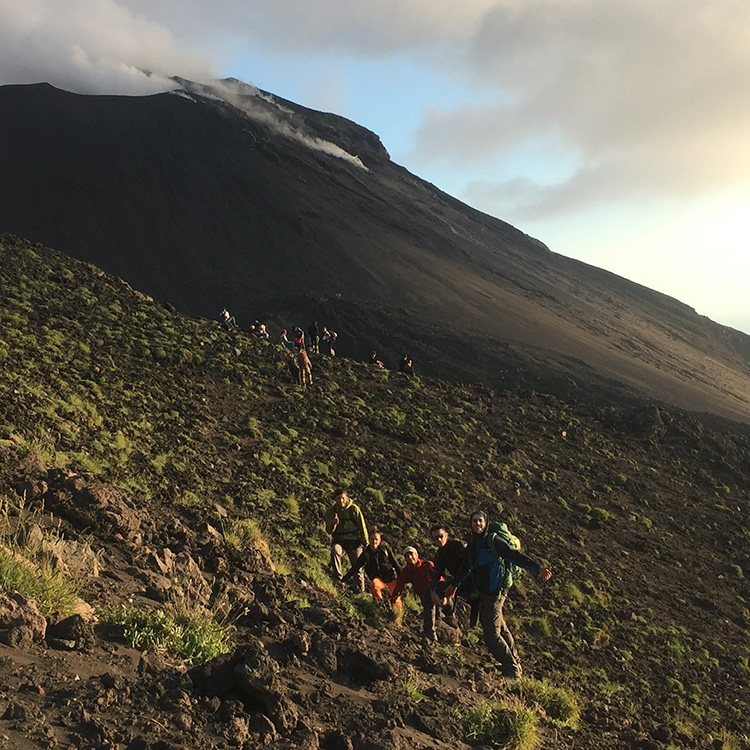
left=470, top=510, right=488, bottom=524
left=403, top=546, right=418, bottom=557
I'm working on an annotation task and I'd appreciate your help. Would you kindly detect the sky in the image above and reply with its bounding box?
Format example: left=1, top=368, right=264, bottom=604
left=2, top=0, right=749, bottom=334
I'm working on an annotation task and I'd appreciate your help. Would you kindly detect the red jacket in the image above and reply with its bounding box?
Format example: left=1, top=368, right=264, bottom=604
left=392, top=559, right=439, bottom=599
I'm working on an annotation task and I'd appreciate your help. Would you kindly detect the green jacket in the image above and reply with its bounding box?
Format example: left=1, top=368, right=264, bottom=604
left=325, top=500, right=368, bottom=546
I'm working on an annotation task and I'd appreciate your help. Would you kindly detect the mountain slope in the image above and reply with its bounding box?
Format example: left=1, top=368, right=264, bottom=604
left=2, top=234, right=750, bottom=749
left=1, top=81, right=750, bottom=421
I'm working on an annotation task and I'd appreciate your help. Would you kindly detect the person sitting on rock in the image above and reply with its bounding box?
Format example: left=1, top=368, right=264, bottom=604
left=219, top=308, right=237, bottom=328
left=280, top=329, right=295, bottom=350
left=428, top=524, right=467, bottom=628
left=255, top=323, right=270, bottom=341
left=324, top=489, right=369, bottom=593
left=343, top=528, right=402, bottom=606
left=444, top=511, right=552, bottom=678
left=391, top=546, right=443, bottom=643
left=369, top=351, right=384, bottom=369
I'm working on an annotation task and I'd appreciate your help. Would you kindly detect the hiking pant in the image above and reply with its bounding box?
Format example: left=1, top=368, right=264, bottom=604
left=420, top=590, right=439, bottom=638
left=331, top=543, right=365, bottom=592
left=479, top=592, right=522, bottom=677
left=371, top=578, right=402, bottom=607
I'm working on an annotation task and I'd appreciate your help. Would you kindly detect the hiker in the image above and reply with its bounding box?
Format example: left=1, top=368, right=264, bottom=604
left=369, top=351, right=384, bottom=369
left=296, top=344, right=313, bottom=386
left=392, top=546, right=443, bottom=642
left=256, top=323, right=269, bottom=341
left=399, top=355, right=414, bottom=377
left=219, top=308, right=236, bottom=328
left=287, top=352, right=301, bottom=384
left=280, top=329, right=294, bottom=349
left=342, top=528, right=402, bottom=606
left=324, top=489, right=369, bottom=592
left=322, top=327, right=337, bottom=356
left=429, top=525, right=468, bottom=627
left=293, top=327, right=305, bottom=348
left=308, top=321, right=320, bottom=354
left=445, top=511, right=552, bottom=678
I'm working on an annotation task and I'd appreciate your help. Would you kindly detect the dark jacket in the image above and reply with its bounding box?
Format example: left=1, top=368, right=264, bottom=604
left=452, top=531, right=541, bottom=596
left=343, top=542, right=401, bottom=584
left=430, top=539, right=466, bottom=589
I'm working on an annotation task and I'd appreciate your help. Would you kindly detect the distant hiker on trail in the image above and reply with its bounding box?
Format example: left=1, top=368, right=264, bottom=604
left=293, top=327, right=305, bottom=348
left=370, top=351, right=385, bottom=369
left=280, top=329, right=294, bottom=350
left=287, top=352, right=300, bottom=384
left=445, top=511, right=552, bottom=678
left=399, top=355, right=414, bottom=377
left=296, top=344, right=313, bottom=386
left=321, top=327, right=337, bottom=356
left=342, top=528, right=402, bottom=606
left=308, top=321, right=320, bottom=354
left=325, top=489, right=369, bottom=593
left=392, top=546, right=443, bottom=643
left=428, top=525, right=467, bottom=627
left=255, top=323, right=269, bottom=341
left=219, top=308, right=237, bottom=328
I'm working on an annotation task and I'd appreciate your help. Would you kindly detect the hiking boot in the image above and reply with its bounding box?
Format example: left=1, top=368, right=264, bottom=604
left=502, top=665, right=523, bottom=679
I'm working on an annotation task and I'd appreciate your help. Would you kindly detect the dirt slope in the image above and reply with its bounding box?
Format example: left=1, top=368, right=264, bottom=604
left=1, top=234, right=749, bottom=749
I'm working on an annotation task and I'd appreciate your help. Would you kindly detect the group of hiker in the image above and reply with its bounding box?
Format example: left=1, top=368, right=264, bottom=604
left=219, top=308, right=416, bottom=385
left=324, top=488, right=552, bottom=679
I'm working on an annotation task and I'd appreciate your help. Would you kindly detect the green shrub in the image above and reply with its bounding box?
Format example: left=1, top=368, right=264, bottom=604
left=100, top=604, right=231, bottom=665
left=458, top=697, right=539, bottom=749
left=509, top=678, right=581, bottom=728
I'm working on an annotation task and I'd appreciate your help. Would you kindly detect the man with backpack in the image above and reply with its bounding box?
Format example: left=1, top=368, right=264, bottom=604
left=445, top=510, right=552, bottom=678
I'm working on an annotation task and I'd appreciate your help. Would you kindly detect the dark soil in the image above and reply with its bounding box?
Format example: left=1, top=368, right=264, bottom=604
left=1, top=234, right=749, bottom=749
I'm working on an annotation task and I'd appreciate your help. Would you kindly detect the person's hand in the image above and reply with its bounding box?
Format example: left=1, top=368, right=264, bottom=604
left=539, top=566, right=552, bottom=582
left=333, top=513, right=339, bottom=525
left=430, top=591, right=446, bottom=607
left=444, top=585, right=456, bottom=599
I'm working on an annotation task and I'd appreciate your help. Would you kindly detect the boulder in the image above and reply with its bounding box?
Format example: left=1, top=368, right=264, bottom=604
left=0, top=591, right=47, bottom=644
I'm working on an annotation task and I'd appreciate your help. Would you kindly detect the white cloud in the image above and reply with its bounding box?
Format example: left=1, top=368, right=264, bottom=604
left=0, top=0, right=213, bottom=95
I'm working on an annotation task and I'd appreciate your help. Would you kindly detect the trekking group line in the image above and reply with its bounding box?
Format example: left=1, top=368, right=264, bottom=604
left=217, top=309, right=416, bottom=386
left=325, top=488, right=552, bottom=679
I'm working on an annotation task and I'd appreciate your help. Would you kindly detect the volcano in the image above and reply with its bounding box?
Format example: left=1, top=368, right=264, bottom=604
left=2, top=79, right=750, bottom=421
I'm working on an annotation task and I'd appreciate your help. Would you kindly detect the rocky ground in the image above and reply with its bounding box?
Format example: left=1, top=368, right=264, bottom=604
left=1, top=234, right=749, bottom=749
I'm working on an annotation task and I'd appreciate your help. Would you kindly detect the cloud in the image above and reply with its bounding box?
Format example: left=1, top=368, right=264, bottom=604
left=408, top=0, right=750, bottom=216
left=4, top=0, right=750, bottom=215
left=0, top=0, right=213, bottom=95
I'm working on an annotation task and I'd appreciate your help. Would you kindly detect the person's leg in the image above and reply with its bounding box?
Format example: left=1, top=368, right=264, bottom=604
left=479, top=593, right=521, bottom=676
left=384, top=579, right=403, bottom=608
left=346, top=546, right=365, bottom=592
left=420, top=591, right=437, bottom=640
left=330, top=543, right=345, bottom=581
left=371, top=578, right=386, bottom=600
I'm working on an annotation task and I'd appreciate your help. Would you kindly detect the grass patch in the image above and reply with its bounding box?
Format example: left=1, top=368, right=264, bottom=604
left=509, top=677, right=581, bottom=728
left=100, top=604, right=231, bottom=665
left=458, top=697, right=540, bottom=749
